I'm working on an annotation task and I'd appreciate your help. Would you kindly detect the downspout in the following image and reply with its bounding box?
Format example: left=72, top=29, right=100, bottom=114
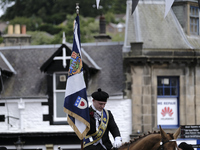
left=193, top=49, right=197, bottom=124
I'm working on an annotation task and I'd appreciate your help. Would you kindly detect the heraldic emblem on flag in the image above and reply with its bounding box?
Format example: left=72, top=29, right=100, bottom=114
left=64, top=15, right=90, bottom=140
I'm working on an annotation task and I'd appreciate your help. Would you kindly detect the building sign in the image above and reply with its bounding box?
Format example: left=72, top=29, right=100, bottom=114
left=157, top=98, right=178, bottom=126
left=181, top=125, right=200, bottom=138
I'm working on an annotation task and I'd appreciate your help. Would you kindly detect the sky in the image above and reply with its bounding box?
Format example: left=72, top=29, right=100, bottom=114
left=0, top=2, right=15, bottom=17
left=0, top=9, right=3, bottom=17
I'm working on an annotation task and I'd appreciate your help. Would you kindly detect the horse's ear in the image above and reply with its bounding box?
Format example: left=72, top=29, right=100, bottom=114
left=173, top=126, right=181, bottom=139
left=159, top=125, right=168, bottom=140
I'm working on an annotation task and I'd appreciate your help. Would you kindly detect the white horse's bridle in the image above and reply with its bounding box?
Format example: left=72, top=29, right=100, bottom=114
left=158, top=139, right=177, bottom=150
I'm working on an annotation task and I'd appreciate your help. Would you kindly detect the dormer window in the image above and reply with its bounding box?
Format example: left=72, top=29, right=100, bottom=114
left=53, top=72, right=68, bottom=122
left=172, top=1, right=200, bottom=36
left=190, top=6, right=199, bottom=35
left=40, top=44, right=98, bottom=125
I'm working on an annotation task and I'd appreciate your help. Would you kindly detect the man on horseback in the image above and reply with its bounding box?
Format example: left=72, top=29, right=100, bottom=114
left=83, top=88, right=122, bottom=150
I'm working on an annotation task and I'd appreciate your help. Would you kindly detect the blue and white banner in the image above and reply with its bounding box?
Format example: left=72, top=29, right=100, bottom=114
left=64, top=15, right=90, bottom=140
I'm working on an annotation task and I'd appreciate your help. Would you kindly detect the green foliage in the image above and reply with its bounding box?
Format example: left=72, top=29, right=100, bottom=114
left=0, top=36, right=3, bottom=43
left=9, top=16, right=42, bottom=31
left=38, top=24, right=63, bottom=35
left=107, top=32, right=124, bottom=42
left=105, top=12, right=116, bottom=24
left=50, top=15, right=99, bottom=44
left=0, top=0, right=126, bottom=22
left=0, top=0, right=126, bottom=45
left=111, top=0, right=126, bottom=14
left=27, top=31, right=54, bottom=45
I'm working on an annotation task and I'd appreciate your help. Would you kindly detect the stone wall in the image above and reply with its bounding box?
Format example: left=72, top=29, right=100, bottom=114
left=129, top=63, right=200, bottom=135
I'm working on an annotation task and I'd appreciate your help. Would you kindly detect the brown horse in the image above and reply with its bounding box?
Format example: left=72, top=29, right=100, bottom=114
left=116, top=126, right=181, bottom=150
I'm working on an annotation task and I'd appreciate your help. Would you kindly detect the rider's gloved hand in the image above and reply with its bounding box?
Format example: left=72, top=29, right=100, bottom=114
left=113, top=136, right=122, bottom=148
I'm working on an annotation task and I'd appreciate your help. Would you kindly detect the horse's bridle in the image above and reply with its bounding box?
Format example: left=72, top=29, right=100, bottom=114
left=157, top=139, right=177, bottom=150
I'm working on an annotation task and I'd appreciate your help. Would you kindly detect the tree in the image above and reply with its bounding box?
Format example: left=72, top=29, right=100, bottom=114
left=0, top=0, right=126, bottom=22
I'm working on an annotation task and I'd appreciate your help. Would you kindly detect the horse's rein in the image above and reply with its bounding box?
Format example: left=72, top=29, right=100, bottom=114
left=157, top=139, right=177, bottom=150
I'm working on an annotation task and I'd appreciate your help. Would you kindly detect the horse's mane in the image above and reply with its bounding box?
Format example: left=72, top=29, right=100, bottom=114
left=118, top=130, right=174, bottom=149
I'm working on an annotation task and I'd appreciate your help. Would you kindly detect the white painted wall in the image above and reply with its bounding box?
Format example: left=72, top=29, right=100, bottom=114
left=0, top=96, right=132, bottom=145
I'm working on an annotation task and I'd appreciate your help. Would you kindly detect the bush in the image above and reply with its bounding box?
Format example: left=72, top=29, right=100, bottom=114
left=27, top=31, right=54, bottom=45
left=38, top=24, right=63, bottom=35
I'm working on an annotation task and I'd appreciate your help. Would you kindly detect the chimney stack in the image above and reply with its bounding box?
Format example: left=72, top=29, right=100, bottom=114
left=94, top=14, right=111, bottom=42
left=21, top=25, right=26, bottom=34
left=8, top=25, right=13, bottom=34
left=99, top=15, right=106, bottom=34
left=3, top=24, right=31, bottom=46
left=14, top=24, right=20, bottom=34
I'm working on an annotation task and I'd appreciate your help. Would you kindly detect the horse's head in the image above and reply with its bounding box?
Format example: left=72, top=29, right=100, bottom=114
left=117, top=126, right=181, bottom=150
left=158, top=125, right=181, bottom=150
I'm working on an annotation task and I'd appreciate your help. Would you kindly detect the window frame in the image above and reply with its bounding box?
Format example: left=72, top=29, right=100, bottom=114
left=157, top=77, right=179, bottom=97
left=53, top=72, right=68, bottom=122
left=157, top=76, right=180, bottom=129
left=190, top=6, right=199, bottom=35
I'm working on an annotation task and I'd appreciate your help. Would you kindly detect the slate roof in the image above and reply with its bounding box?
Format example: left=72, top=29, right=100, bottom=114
left=123, top=0, right=200, bottom=52
left=82, top=43, right=124, bottom=96
left=0, top=52, right=16, bottom=74
left=0, top=42, right=124, bottom=99
left=0, top=46, right=58, bottom=98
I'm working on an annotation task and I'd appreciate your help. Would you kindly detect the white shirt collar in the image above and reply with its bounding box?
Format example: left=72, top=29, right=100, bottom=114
left=91, top=103, right=102, bottom=116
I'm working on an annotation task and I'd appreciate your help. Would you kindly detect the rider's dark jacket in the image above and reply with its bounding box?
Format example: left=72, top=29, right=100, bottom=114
left=84, top=106, right=121, bottom=150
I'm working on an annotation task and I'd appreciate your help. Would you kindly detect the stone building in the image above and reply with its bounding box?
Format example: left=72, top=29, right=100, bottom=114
left=1, top=0, right=200, bottom=149
left=123, top=0, right=200, bottom=138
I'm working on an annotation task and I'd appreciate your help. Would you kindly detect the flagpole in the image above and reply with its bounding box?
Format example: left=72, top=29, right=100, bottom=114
left=76, top=3, right=79, bottom=16
left=75, top=3, right=85, bottom=150
left=76, top=4, right=84, bottom=150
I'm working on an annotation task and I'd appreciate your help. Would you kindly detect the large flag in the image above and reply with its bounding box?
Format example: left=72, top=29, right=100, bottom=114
left=64, top=15, right=90, bottom=140
left=164, top=0, right=174, bottom=18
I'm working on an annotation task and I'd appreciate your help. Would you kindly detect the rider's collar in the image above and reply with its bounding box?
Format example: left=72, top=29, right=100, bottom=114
left=91, top=104, right=102, bottom=116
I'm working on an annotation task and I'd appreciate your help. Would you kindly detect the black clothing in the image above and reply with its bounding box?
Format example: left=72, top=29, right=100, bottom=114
left=178, top=142, right=194, bottom=150
left=85, top=107, right=120, bottom=150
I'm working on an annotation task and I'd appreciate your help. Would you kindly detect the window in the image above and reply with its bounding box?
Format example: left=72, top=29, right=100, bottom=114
left=157, top=77, right=178, bottom=96
left=53, top=72, right=68, bottom=122
left=190, top=6, right=199, bottom=35
left=157, top=77, right=179, bottom=128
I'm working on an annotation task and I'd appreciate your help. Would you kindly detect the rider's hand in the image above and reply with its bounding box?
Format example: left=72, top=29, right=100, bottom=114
left=113, top=136, right=122, bottom=148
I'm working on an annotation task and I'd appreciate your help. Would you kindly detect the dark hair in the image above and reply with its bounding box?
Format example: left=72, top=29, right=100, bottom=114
left=178, top=142, right=194, bottom=150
